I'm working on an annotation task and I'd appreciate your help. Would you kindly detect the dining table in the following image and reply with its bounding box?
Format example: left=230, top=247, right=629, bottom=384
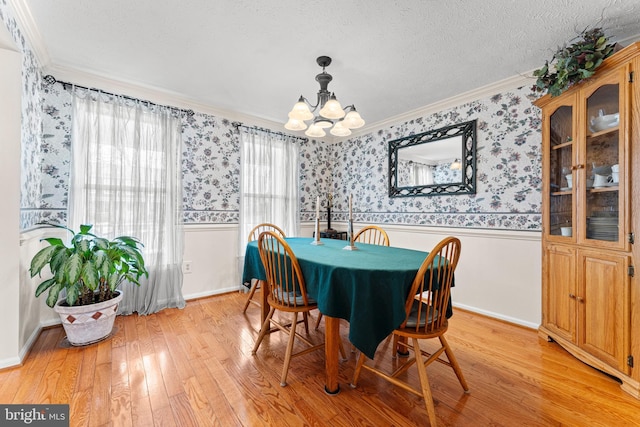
left=242, top=236, right=448, bottom=394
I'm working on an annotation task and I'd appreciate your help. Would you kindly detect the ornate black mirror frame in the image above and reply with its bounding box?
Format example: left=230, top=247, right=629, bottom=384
left=388, top=119, right=477, bottom=197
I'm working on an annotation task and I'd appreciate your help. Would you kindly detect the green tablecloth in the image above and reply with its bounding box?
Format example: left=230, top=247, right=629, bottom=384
left=242, top=237, right=438, bottom=359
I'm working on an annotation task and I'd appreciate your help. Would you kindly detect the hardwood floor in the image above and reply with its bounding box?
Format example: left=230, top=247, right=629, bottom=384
left=2, top=292, right=640, bottom=426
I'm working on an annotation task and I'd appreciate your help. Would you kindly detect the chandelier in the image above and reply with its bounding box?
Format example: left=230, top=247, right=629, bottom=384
left=284, top=56, right=365, bottom=138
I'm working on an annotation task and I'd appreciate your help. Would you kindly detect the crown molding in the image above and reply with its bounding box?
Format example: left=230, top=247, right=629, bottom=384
left=6, top=0, right=50, bottom=66
left=45, top=62, right=286, bottom=131
left=338, top=72, right=533, bottom=142
left=47, top=62, right=533, bottom=145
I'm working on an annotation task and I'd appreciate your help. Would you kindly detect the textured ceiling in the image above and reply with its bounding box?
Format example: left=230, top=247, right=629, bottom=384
left=16, top=0, right=640, bottom=130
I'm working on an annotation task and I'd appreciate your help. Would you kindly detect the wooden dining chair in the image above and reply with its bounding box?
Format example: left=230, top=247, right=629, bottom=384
left=350, top=236, right=468, bottom=426
left=251, top=231, right=324, bottom=386
left=242, top=223, right=286, bottom=313
left=354, top=225, right=390, bottom=246
left=314, top=225, right=390, bottom=331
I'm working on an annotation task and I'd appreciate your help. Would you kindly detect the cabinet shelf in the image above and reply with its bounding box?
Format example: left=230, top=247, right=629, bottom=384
left=551, top=140, right=573, bottom=150
left=551, top=190, right=573, bottom=196
left=588, top=126, right=619, bottom=139
left=589, top=185, right=619, bottom=193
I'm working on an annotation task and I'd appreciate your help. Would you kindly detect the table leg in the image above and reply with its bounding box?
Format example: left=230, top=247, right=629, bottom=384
left=324, top=315, right=340, bottom=394
left=259, top=280, right=269, bottom=324
left=397, top=335, right=410, bottom=357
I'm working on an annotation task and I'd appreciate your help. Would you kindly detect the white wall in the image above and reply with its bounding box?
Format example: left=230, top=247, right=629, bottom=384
left=182, top=224, right=241, bottom=299
left=0, top=46, right=23, bottom=367
left=384, top=224, right=541, bottom=327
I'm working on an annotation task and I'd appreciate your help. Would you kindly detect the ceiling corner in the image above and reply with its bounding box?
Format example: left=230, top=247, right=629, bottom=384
left=7, top=0, right=51, bottom=67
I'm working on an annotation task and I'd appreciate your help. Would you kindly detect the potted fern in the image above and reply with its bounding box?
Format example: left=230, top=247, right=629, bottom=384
left=29, top=224, right=148, bottom=345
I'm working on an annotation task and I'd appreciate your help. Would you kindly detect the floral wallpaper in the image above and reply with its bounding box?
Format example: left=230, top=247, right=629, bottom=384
left=33, top=84, right=541, bottom=231
left=181, top=113, right=240, bottom=223
left=6, top=0, right=542, bottom=232
left=0, top=0, right=54, bottom=228
left=320, top=87, right=543, bottom=230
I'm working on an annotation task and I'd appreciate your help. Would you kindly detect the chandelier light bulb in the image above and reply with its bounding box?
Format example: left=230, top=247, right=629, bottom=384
left=288, top=98, right=314, bottom=121
left=284, top=117, right=308, bottom=131
left=305, top=124, right=326, bottom=138
left=343, top=109, right=365, bottom=129
left=319, top=94, right=346, bottom=119
left=330, top=121, right=352, bottom=137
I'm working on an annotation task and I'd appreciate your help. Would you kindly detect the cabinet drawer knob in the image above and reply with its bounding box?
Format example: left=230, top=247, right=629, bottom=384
left=569, top=293, right=576, bottom=299
left=576, top=296, right=584, bottom=303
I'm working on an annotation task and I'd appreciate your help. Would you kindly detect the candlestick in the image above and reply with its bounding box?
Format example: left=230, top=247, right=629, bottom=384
left=311, top=218, right=324, bottom=245
left=349, top=194, right=353, bottom=220
left=316, top=196, right=320, bottom=219
left=343, top=218, right=358, bottom=250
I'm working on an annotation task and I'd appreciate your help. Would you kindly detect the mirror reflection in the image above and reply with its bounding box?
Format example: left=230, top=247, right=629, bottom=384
left=396, top=135, right=463, bottom=186
left=389, top=120, right=476, bottom=197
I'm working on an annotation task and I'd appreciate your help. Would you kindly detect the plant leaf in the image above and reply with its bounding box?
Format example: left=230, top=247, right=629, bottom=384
left=46, top=282, right=63, bottom=308
left=29, top=245, right=58, bottom=277
left=50, top=247, right=70, bottom=273
left=66, top=282, right=80, bottom=306
left=82, top=261, right=99, bottom=291
left=94, top=250, right=107, bottom=270
left=65, top=252, right=83, bottom=285
left=77, top=238, right=90, bottom=253
left=41, top=237, right=65, bottom=247
left=35, top=277, right=57, bottom=297
left=93, top=237, right=109, bottom=250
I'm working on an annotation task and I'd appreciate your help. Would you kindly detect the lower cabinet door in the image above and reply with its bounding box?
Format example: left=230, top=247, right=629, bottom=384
left=577, top=249, right=630, bottom=374
left=544, top=244, right=577, bottom=343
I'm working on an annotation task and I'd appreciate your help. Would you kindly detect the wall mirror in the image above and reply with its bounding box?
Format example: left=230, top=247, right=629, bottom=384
left=388, top=119, right=477, bottom=197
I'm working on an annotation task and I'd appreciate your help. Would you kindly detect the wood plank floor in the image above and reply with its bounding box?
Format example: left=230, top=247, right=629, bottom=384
left=2, top=291, right=640, bottom=426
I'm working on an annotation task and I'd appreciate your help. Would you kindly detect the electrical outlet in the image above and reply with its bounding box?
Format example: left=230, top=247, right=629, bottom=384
left=183, top=261, right=193, bottom=274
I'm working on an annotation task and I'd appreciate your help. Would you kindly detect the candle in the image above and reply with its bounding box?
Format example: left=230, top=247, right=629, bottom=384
left=349, top=194, right=353, bottom=220
left=316, top=196, right=320, bottom=219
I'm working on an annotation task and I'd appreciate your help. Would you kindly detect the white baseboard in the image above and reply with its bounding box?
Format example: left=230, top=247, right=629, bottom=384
left=453, top=302, right=538, bottom=330
left=0, top=322, right=48, bottom=370
left=0, top=355, right=22, bottom=370
left=183, top=286, right=241, bottom=301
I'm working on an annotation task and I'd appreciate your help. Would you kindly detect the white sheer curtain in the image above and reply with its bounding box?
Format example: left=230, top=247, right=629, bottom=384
left=239, top=127, right=300, bottom=259
left=69, top=89, right=185, bottom=315
left=413, top=163, right=434, bottom=185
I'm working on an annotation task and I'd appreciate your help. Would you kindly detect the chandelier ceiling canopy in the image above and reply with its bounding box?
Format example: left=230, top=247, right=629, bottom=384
left=284, top=56, right=365, bottom=138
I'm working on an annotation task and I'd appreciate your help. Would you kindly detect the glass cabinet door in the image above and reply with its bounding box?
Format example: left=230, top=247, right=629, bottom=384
left=547, top=104, right=575, bottom=239
left=581, top=75, right=624, bottom=246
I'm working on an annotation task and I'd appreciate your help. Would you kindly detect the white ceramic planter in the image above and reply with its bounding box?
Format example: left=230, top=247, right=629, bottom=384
left=53, top=290, right=123, bottom=346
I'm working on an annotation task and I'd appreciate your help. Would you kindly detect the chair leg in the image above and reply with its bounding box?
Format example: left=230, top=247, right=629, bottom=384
left=251, top=306, right=275, bottom=354
left=314, top=313, right=323, bottom=330
left=242, top=279, right=260, bottom=313
left=412, top=338, right=438, bottom=427
left=280, top=312, right=299, bottom=387
left=440, top=335, right=470, bottom=392
left=302, top=312, right=310, bottom=335
left=350, top=351, right=367, bottom=387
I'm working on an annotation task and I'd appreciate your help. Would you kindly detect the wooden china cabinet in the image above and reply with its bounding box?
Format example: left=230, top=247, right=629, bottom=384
left=535, top=42, right=640, bottom=398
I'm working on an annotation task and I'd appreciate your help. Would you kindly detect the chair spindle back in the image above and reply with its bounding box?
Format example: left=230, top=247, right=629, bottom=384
left=402, top=236, right=461, bottom=334
left=258, top=231, right=310, bottom=308
left=354, top=225, right=390, bottom=246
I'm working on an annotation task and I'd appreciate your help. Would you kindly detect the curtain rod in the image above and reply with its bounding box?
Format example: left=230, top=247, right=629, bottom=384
left=232, top=122, right=308, bottom=142
left=42, top=75, right=195, bottom=117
